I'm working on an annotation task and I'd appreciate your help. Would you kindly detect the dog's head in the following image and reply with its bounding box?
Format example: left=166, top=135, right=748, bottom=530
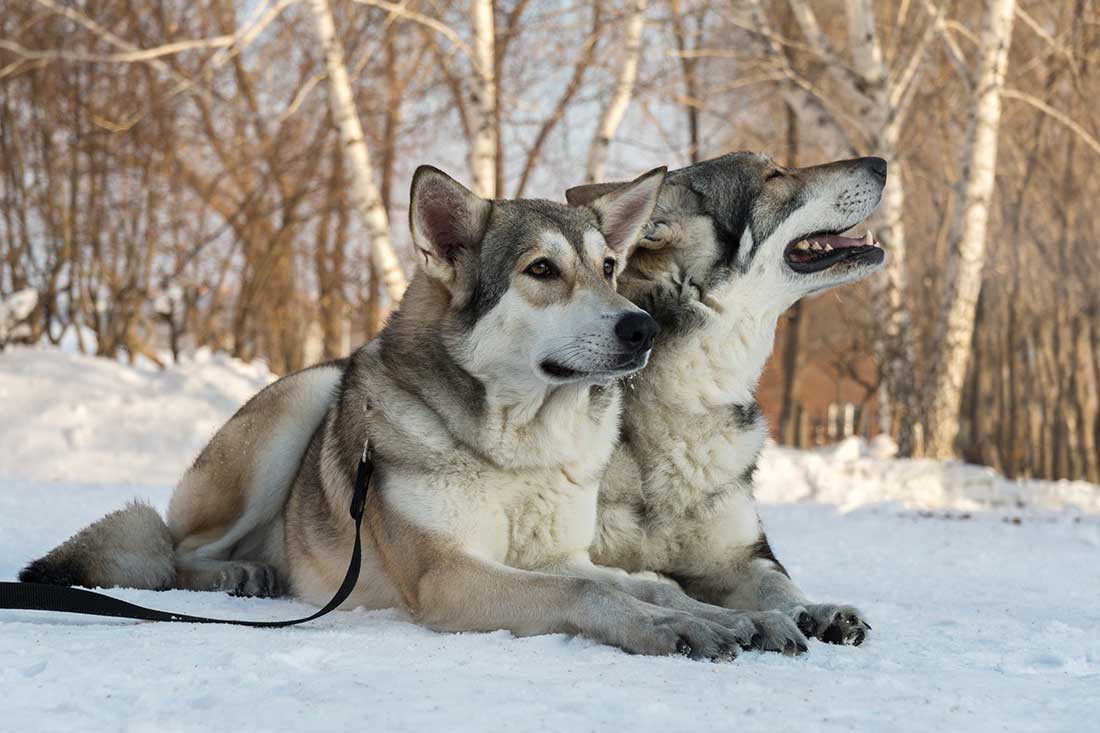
left=408, top=165, right=665, bottom=388
left=566, top=152, right=886, bottom=328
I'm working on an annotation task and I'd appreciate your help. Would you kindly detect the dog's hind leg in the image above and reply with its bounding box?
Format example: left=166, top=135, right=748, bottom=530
left=167, top=361, right=343, bottom=592
left=175, top=556, right=282, bottom=597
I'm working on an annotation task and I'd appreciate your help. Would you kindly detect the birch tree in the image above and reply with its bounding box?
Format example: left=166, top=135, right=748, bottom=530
left=469, top=0, right=498, bottom=197
left=306, top=0, right=408, bottom=303
left=926, top=0, right=1018, bottom=459
left=586, top=0, right=647, bottom=182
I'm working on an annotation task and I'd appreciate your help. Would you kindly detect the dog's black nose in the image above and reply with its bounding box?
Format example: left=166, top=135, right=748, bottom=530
left=615, top=312, right=659, bottom=352
left=864, top=156, right=888, bottom=180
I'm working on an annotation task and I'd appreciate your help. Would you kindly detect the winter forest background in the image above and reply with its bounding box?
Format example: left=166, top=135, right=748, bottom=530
left=2, top=0, right=1098, bottom=483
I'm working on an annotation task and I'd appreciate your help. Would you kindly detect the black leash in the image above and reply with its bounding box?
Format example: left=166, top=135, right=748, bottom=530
left=0, top=443, right=373, bottom=628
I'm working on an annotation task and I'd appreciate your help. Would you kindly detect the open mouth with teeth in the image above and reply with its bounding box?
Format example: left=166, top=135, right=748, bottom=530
left=784, top=231, right=884, bottom=273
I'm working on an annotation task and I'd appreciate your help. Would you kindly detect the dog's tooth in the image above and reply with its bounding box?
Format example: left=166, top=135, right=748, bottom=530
left=810, top=241, right=823, bottom=251
left=823, top=243, right=833, bottom=252
left=864, top=230, right=875, bottom=246
left=796, top=241, right=811, bottom=251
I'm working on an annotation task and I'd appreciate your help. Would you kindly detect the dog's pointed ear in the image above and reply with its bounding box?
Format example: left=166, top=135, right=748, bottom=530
left=565, top=181, right=628, bottom=207
left=409, top=166, right=491, bottom=283
left=585, top=167, right=667, bottom=254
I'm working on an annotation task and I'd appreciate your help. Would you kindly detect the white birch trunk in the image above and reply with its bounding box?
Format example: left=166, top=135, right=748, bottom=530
left=871, top=138, right=921, bottom=453
left=926, top=0, right=1017, bottom=459
left=306, top=0, right=408, bottom=303
left=869, top=105, right=926, bottom=455
left=585, top=0, right=647, bottom=182
left=844, top=0, right=886, bottom=85
left=841, top=2, right=920, bottom=453
left=469, top=0, right=498, bottom=198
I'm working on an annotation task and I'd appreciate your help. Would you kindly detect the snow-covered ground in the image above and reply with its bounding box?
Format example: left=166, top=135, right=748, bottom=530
left=2, top=346, right=1098, bottom=732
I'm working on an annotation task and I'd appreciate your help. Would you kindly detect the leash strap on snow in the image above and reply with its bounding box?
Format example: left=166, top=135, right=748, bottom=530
left=0, top=443, right=374, bottom=628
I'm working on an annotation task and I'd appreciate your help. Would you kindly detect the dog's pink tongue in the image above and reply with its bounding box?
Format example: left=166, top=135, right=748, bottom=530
left=815, top=234, right=867, bottom=249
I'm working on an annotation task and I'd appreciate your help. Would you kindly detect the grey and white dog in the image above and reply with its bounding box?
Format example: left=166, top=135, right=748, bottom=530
left=568, top=152, right=886, bottom=646
left=22, top=165, right=805, bottom=659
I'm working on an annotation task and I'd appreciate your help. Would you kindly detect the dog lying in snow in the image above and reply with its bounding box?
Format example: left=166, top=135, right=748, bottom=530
left=572, top=152, right=885, bottom=646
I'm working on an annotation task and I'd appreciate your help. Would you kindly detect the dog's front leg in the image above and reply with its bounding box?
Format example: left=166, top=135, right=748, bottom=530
left=544, top=554, right=807, bottom=654
left=660, top=494, right=872, bottom=647
left=368, top=502, right=745, bottom=659
left=716, top=552, right=872, bottom=647
left=410, top=553, right=753, bottom=660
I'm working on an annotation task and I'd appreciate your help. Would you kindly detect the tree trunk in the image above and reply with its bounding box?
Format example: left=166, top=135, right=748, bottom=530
left=778, top=303, right=805, bottom=445
left=317, top=140, right=349, bottom=360
left=926, top=0, right=1016, bottom=459
left=306, top=0, right=407, bottom=304
left=469, top=0, right=498, bottom=198
left=871, top=125, right=920, bottom=455
left=585, top=0, right=646, bottom=182
left=1088, top=308, right=1100, bottom=481
left=777, top=101, right=803, bottom=445
left=670, top=0, right=701, bottom=163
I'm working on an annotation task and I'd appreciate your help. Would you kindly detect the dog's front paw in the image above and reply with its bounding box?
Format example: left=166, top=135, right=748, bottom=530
left=641, top=268, right=708, bottom=333
left=741, top=610, right=809, bottom=655
left=789, top=604, right=871, bottom=646
left=621, top=611, right=742, bottom=662
left=669, top=270, right=702, bottom=302
left=687, top=605, right=807, bottom=655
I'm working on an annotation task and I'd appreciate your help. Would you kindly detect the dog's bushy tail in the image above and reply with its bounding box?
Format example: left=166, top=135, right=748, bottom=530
left=19, top=501, right=176, bottom=590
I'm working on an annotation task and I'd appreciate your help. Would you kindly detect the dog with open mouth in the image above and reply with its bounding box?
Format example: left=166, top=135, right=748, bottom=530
left=568, top=152, right=886, bottom=649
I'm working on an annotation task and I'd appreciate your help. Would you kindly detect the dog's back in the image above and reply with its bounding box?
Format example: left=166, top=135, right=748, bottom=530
left=20, top=360, right=343, bottom=594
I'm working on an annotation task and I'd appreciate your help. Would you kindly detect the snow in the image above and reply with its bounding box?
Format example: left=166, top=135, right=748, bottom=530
left=758, top=436, right=1100, bottom=516
left=2, top=346, right=1098, bottom=732
left=0, top=346, right=273, bottom=485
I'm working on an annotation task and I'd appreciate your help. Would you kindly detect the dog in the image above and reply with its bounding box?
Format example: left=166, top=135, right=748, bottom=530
left=566, top=152, right=886, bottom=646
left=21, top=165, right=806, bottom=659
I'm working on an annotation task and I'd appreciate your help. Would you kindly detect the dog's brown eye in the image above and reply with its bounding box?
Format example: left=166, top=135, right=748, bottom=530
left=766, top=170, right=784, bottom=181
left=603, top=258, right=616, bottom=279
left=525, top=258, right=557, bottom=279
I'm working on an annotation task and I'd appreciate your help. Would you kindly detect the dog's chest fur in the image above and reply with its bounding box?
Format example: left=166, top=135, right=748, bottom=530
left=383, top=379, right=622, bottom=570
left=594, top=303, right=779, bottom=573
